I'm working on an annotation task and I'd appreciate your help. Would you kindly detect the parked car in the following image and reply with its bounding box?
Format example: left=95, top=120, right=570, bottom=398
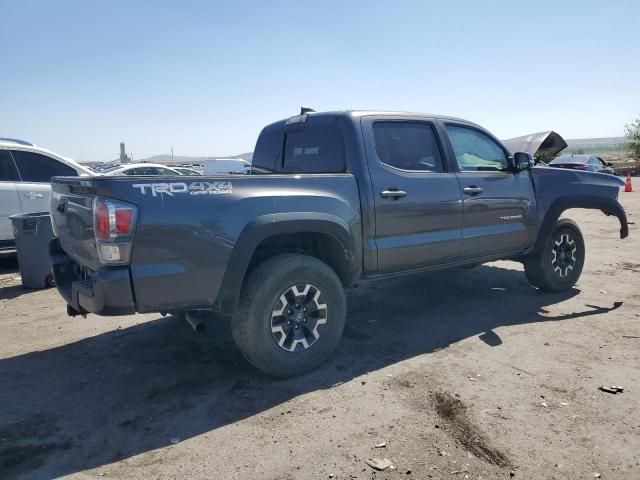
left=203, top=158, right=250, bottom=175
left=108, top=163, right=184, bottom=176
left=49, top=110, right=628, bottom=377
left=172, top=166, right=202, bottom=176
left=0, top=138, right=92, bottom=249
left=548, top=154, right=615, bottom=174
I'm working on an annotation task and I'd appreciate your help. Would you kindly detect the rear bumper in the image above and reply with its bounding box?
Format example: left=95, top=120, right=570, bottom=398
left=50, top=239, right=136, bottom=316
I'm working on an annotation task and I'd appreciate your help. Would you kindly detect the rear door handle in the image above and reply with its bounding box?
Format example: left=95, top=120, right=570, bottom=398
left=463, top=186, right=484, bottom=196
left=381, top=189, right=407, bottom=200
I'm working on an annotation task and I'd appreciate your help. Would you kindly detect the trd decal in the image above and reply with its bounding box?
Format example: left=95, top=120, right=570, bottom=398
left=132, top=181, right=233, bottom=197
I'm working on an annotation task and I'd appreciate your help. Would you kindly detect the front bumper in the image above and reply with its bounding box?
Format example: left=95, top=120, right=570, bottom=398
left=50, top=239, right=136, bottom=316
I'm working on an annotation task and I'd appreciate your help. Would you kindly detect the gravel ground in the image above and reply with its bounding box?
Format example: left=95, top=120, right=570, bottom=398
left=0, top=190, right=639, bottom=480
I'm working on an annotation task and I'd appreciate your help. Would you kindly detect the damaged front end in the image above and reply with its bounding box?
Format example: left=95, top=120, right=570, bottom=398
left=530, top=166, right=628, bottom=252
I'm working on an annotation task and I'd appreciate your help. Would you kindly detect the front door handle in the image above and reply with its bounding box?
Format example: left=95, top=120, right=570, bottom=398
left=463, top=186, right=484, bottom=196
left=381, top=189, right=407, bottom=200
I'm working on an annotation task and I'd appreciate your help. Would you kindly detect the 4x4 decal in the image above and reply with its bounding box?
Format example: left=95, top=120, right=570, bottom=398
left=132, top=181, right=233, bottom=197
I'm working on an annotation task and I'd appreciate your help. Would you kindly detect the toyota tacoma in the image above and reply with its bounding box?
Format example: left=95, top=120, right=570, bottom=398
left=49, top=110, right=628, bottom=377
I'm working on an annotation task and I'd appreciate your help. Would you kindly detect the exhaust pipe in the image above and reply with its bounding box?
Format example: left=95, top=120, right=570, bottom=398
left=185, top=311, right=206, bottom=333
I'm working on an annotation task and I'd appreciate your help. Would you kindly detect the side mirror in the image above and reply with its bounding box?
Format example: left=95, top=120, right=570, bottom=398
left=607, top=162, right=614, bottom=167
left=513, top=152, right=534, bottom=171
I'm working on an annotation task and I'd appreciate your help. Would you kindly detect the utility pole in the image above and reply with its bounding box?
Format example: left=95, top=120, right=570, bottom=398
left=171, top=147, right=174, bottom=164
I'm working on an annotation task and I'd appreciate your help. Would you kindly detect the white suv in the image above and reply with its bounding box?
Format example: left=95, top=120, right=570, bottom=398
left=0, top=139, right=93, bottom=248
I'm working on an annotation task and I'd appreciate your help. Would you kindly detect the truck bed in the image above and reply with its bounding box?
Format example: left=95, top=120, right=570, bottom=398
left=50, top=173, right=362, bottom=314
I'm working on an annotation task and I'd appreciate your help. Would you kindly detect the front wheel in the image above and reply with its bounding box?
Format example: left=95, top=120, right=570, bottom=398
left=231, top=254, right=346, bottom=377
left=524, top=218, right=585, bottom=292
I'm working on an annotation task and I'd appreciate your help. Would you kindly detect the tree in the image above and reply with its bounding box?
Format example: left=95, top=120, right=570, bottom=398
left=624, top=116, right=640, bottom=160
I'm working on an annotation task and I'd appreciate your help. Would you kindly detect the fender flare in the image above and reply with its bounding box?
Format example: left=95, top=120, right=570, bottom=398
left=214, top=213, right=359, bottom=316
left=531, top=195, right=628, bottom=254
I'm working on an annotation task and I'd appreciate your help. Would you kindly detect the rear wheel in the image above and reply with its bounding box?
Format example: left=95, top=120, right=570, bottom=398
left=231, top=254, right=346, bottom=377
left=524, top=219, right=585, bottom=292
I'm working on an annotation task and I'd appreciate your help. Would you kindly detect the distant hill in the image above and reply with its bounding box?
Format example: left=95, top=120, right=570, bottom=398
left=564, top=137, right=625, bottom=153
left=566, top=136, right=624, bottom=146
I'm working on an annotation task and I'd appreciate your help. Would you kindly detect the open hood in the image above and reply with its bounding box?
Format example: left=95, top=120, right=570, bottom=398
left=502, top=131, right=567, bottom=157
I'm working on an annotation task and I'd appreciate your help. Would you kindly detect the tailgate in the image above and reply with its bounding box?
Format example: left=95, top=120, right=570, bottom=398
left=50, top=177, right=102, bottom=271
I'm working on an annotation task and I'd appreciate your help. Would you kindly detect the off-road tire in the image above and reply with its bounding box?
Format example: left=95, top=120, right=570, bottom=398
left=524, top=218, right=585, bottom=292
left=231, top=254, right=346, bottom=377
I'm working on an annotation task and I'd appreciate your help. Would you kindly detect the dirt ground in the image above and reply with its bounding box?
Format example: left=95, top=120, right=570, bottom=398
left=1, top=191, right=639, bottom=480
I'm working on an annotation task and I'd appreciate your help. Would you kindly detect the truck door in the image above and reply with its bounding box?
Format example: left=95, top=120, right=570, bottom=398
left=442, top=123, right=536, bottom=259
left=362, top=117, right=463, bottom=274
left=0, top=150, right=22, bottom=243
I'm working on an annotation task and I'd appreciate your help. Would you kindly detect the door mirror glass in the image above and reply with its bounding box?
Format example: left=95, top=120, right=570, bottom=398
left=513, top=152, right=533, bottom=171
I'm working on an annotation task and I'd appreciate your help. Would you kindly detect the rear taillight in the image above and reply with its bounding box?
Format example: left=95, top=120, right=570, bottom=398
left=94, top=199, right=110, bottom=241
left=116, top=209, right=133, bottom=234
left=93, top=197, right=138, bottom=265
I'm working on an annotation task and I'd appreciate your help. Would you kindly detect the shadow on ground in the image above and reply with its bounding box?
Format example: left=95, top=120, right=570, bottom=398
left=0, top=264, right=621, bottom=479
left=0, top=252, right=19, bottom=276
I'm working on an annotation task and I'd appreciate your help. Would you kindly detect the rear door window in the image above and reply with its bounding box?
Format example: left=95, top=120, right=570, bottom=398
left=11, top=150, right=78, bottom=182
left=282, top=125, right=345, bottom=173
left=373, top=122, right=444, bottom=172
left=0, top=151, right=19, bottom=181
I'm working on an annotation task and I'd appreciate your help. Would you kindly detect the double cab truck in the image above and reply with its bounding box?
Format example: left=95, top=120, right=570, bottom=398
left=49, top=110, right=628, bottom=377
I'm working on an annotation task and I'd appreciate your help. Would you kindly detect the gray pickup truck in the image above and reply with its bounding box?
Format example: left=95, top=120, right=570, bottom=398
left=49, top=110, right=628, bottom=377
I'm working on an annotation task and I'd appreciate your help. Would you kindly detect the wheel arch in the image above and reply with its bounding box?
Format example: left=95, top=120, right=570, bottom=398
left=214, top=213, right=360, bottom=316
left=531, top=195, right=628, bottom=254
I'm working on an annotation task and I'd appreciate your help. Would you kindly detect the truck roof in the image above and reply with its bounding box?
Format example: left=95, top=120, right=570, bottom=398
left=261, top=110, right=482, bottom=131
left=343, top=110, right=476, bottom=123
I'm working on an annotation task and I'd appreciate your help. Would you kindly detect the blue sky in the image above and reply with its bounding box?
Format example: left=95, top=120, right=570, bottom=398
left=1, top=0, right=638, bottom=162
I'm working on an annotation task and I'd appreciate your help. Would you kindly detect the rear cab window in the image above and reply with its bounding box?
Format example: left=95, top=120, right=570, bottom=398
left=252, top=116, right=345, bottom=174
left=11, top=150, right=78, bottom=182
left=282, top=125, right=344, bottom=173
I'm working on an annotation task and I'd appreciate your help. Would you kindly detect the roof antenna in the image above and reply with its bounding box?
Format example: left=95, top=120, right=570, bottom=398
left=300, top=107, right=316, bottom=115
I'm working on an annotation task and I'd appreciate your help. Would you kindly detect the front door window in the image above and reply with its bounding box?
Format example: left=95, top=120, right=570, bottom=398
left=446, top=125, right=509, bottom=172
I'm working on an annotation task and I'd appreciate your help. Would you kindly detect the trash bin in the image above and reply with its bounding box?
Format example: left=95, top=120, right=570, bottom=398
left=10, top=212, right=56, bottom=289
